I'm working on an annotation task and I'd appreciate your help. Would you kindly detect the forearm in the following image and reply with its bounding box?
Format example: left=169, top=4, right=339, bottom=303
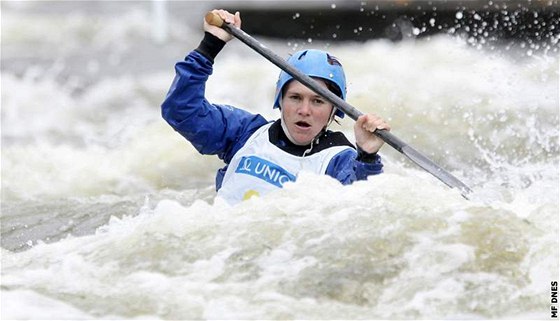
left=161, top=50, right=215, bottom=132
left=161, top=32, right=225, bottom=126
left=354, top=155, right=384, bottom=181
left=160, top=35, right=268, bottom=161
left=326, top=149, right=384, bottom=184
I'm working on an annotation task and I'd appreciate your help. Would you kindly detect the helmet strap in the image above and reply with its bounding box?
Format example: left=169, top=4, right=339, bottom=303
left=280, top=110, right=302, bottom=146
left=326, top=105, right=337, bottom=128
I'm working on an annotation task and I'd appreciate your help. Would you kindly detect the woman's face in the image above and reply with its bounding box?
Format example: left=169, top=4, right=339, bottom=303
left=280, top=80, right=334, bottom=146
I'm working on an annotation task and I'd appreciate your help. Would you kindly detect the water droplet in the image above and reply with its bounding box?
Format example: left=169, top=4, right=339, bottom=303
left=331, top=3, right=336, bottom=9
left=456, top=11, right=463, bottom=19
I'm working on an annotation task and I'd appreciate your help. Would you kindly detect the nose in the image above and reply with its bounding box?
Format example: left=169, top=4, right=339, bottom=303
left=297, top=99, right=312, bottom=116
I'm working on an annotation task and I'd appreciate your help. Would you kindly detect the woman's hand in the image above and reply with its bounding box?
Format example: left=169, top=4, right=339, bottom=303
left=354, top=113, right=391, bottom=154
left=203, top=9, right=241, bottom=42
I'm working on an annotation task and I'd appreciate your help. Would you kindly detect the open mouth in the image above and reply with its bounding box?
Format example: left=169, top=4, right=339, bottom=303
left=295, top=121, right=311, bottom=128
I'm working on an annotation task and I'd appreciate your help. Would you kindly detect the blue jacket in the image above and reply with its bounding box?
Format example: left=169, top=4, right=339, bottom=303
left=161, top=50, right=383, bottom=191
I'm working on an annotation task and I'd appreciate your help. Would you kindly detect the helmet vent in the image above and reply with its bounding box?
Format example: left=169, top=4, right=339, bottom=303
left=326, top=53, right=342, bottom=66
left=297, top=50, right=308, bottom=60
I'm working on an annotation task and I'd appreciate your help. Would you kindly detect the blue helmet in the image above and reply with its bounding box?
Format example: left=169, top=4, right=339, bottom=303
left=273, top=49, right=347, bottom=118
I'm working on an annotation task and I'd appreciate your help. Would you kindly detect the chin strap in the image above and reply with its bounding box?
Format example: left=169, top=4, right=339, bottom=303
left=326, top=106, right=337, bottom=127
left=280, top=112, right=300, bottom=145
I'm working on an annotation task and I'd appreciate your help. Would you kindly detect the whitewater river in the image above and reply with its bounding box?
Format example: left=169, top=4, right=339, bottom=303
left=1, top=1, right=558, bottom=319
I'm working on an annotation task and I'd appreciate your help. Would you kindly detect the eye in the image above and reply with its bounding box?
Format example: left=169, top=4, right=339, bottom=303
left=288, top=94, right=302, bottom=101
left=312, top=98, right=326, bottom=105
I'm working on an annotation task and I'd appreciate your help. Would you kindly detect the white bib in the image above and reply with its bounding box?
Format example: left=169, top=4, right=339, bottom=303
left=217, top=123, right=352, bottom=204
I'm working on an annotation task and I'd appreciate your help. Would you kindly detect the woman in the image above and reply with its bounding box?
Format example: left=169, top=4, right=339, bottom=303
left=162, top=9, right=391, bottom=204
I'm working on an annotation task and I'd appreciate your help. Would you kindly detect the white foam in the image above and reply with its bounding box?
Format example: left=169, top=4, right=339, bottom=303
left=1, top=2, right=557, bottom=319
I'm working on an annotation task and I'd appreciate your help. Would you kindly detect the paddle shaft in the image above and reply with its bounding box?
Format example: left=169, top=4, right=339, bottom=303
left=205, top=12, right=472, bottom=198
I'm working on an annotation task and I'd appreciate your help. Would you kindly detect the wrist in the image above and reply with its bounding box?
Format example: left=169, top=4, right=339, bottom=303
left=195, top=32, right=226, bottom=63
left=356, top=146, right=379, bottom=163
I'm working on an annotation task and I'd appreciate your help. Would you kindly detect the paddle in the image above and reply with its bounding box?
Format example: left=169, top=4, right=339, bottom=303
left=205, top=12, right=473, bottom=199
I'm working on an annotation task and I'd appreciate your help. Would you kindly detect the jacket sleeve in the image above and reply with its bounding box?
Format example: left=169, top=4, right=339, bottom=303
left=161, top=50, right=268, bottom=163
left=325, top=149, right=384, bottom=185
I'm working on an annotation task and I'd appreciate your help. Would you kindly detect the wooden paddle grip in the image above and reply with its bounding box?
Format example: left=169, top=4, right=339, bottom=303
left=205, top=12, right=224, bottom=27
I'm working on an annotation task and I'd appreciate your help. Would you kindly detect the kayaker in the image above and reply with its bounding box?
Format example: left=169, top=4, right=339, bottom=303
left=161, top=9, right=391, bottom=204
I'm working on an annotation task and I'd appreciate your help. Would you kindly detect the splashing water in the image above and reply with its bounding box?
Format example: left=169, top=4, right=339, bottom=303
left=1, top=1, right=558, bottom=319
